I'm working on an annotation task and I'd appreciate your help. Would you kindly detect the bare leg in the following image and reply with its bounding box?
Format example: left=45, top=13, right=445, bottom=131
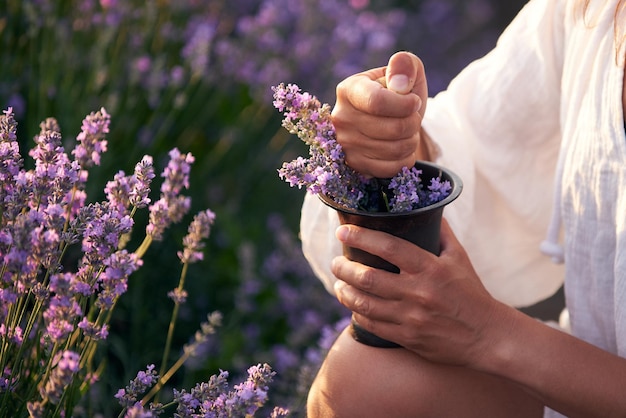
left=307, top=327, right=544, bottom=418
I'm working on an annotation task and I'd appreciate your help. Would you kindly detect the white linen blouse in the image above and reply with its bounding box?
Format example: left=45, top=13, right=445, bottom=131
left=300, top=0, right=626, bottom=369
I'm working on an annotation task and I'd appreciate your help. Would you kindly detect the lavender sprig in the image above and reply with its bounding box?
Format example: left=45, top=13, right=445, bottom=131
left=177, top=209, right=216, bottom=265
left=272, top=83, right=365, bottom=210
left=0, top=108, right=23, bottom=213
left=170, top=363, right=285, bottom=418
left=72, top=107, right=110, bottom=171
left=159, top=209, right=216, bottom=396
left=115, top=364, right=160, bottom=408
left=144, top=148, right=194, bottom=243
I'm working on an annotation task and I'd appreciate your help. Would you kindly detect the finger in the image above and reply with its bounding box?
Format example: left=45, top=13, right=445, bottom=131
left=341, top=121, right=420, bottom=173
left=333, top=103, right=421, bottom=142
left=357, top=112, right=422, bottom=142
left=385, top=51, right=428, bottom=117
left=332, top=108, right=422, bottom=177
left=342, top=139, right=418, bottom=179
left=351, top=312, right=407, bottom=345
left=334, top=280, right=402, bottom=325
left=335, top=74, right=421, bottom=119
left=384, top=51, right=420, bottom=93
left=335, top=224, right=434, bottom=273
left=331, top=256, right=403, bottom=300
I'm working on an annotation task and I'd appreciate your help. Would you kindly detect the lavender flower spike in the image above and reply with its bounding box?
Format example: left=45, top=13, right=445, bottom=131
left=115, top=364, right=159, bottom=408
left=72, top=107, right=110, bottom=169
left=40, top=350, right=81, bottom=404
left=146, top=149, right=194, bottom=240
left=160, top=148, right=194, bottom=200
left=130, top=155, right=155, bottom=209
left=272, top=83, right=365, bottom=210
left=0, top=108, right=24, bottom=207
left=177, top=209, right=216, bottom=264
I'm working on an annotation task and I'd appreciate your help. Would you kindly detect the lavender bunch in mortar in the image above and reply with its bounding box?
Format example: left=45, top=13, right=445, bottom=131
left=272, top=83, right=451, bottom=213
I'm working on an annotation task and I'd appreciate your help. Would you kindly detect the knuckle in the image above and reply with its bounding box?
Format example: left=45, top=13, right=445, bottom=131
left=365, top=94, right=381, bottom=115
left=335, top=77, right=351, bottom=99
left=417, top=286, right=441, bottom=312
left=379, top=237, right=402, bottom=261
left=366, top=89, right=389, bottom=115
left=330, top=105, right=349, bottom=130
left=363, top=317, right=379, bottom=336
left=352, top=296, right=371, bottom=315
left=390, top=116, right=418, bottom=140
left=394, top=138, right=417, bottom=161
left=356, top=267, right=376, bottom=292
left=406, top=309, right=427, bottom=329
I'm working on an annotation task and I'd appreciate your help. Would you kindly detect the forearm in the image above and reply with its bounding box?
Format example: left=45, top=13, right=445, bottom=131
left=482, top=304, right=626, bottom=417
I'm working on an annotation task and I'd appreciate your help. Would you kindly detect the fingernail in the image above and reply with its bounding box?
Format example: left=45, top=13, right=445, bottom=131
left=335, top=225, right=349, bottom=242
left=334, top=280, right=346, bottom=293
left=387, top=74, right=410, bottom=94
left=414, top=96, right=422, bottom=113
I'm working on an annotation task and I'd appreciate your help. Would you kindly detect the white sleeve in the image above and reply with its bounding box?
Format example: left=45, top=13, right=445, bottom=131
left=300, top=0, right=568, bottom=307
left=300, top=192, right=342, bottom=295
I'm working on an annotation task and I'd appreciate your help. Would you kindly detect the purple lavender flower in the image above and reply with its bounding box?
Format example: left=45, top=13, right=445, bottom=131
left=167, top=288, right=188, bottom=304
left=183, top=311, right=222, bottom=358
left=43, top=294, right=83, bottom=343
left=146, top=149, right=193, bottom=240
left=2, top=209, right=48, bottom=291
left=213, top=0, right=406, bottom=102
left=177, top=209, right=216, bottom=264
left=0, top=324, right=24, bottom=346
left=71, top=107, right=110, bottom=170
left=96, top=250, right=143, bottom=309
left=172, top=363, right=284, bottom=417
left=270, top=406, right=291, bottom=417
left=224, top=363, right=276, bottom=416
left=173, top=370, right=230, bottom=416
left=388, top=167, right=453, bottom=212
left=81, top=202, right=133, bottom=264
left=426, top=176, right=453, bottom=205
left=0, top=108, right=248, bottom=416
left=123, top=404, right=159, bottom=418
left=103, top=157, right=153, bottom=214
left=130, top=155, right=155, bottom=209
left=0, top=367, right=16, bottom=392
left=40, top=203, right=66, bottom=270
left=78, top=317, right=109, bottom=341
left=115, top=364, right=159, bottom=407
left=29, top=117, right=81, bottom=209
left=273, top=83, right=365, bottom=210
left=388, top=167, right=422, bottom=213
left=0, top=108, right=25, bottom=218
left=160, top=148, right=194, bottom=198
left=182, top=18, right=217, bottom=79
left=105, top=171, right=134, bottom=213
left=40, top=350, right=81, bottom=404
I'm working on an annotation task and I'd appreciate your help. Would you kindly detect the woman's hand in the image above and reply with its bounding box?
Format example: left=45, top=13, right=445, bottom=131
left=332, top=51, right=429, bottom=178
left=331, top=219, right=514, bottom=368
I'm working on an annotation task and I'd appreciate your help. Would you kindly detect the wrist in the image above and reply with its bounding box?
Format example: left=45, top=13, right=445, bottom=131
left=470, top=300, right=524, bottom=374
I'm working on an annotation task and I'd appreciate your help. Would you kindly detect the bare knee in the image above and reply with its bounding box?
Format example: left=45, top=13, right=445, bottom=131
left=307, top=328, right=440, bottom=417
left=307, top=327, right=543, bottom=418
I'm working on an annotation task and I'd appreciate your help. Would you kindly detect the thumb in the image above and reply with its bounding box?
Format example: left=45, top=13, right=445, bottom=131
left=384, top=51, right=428, bottom=104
